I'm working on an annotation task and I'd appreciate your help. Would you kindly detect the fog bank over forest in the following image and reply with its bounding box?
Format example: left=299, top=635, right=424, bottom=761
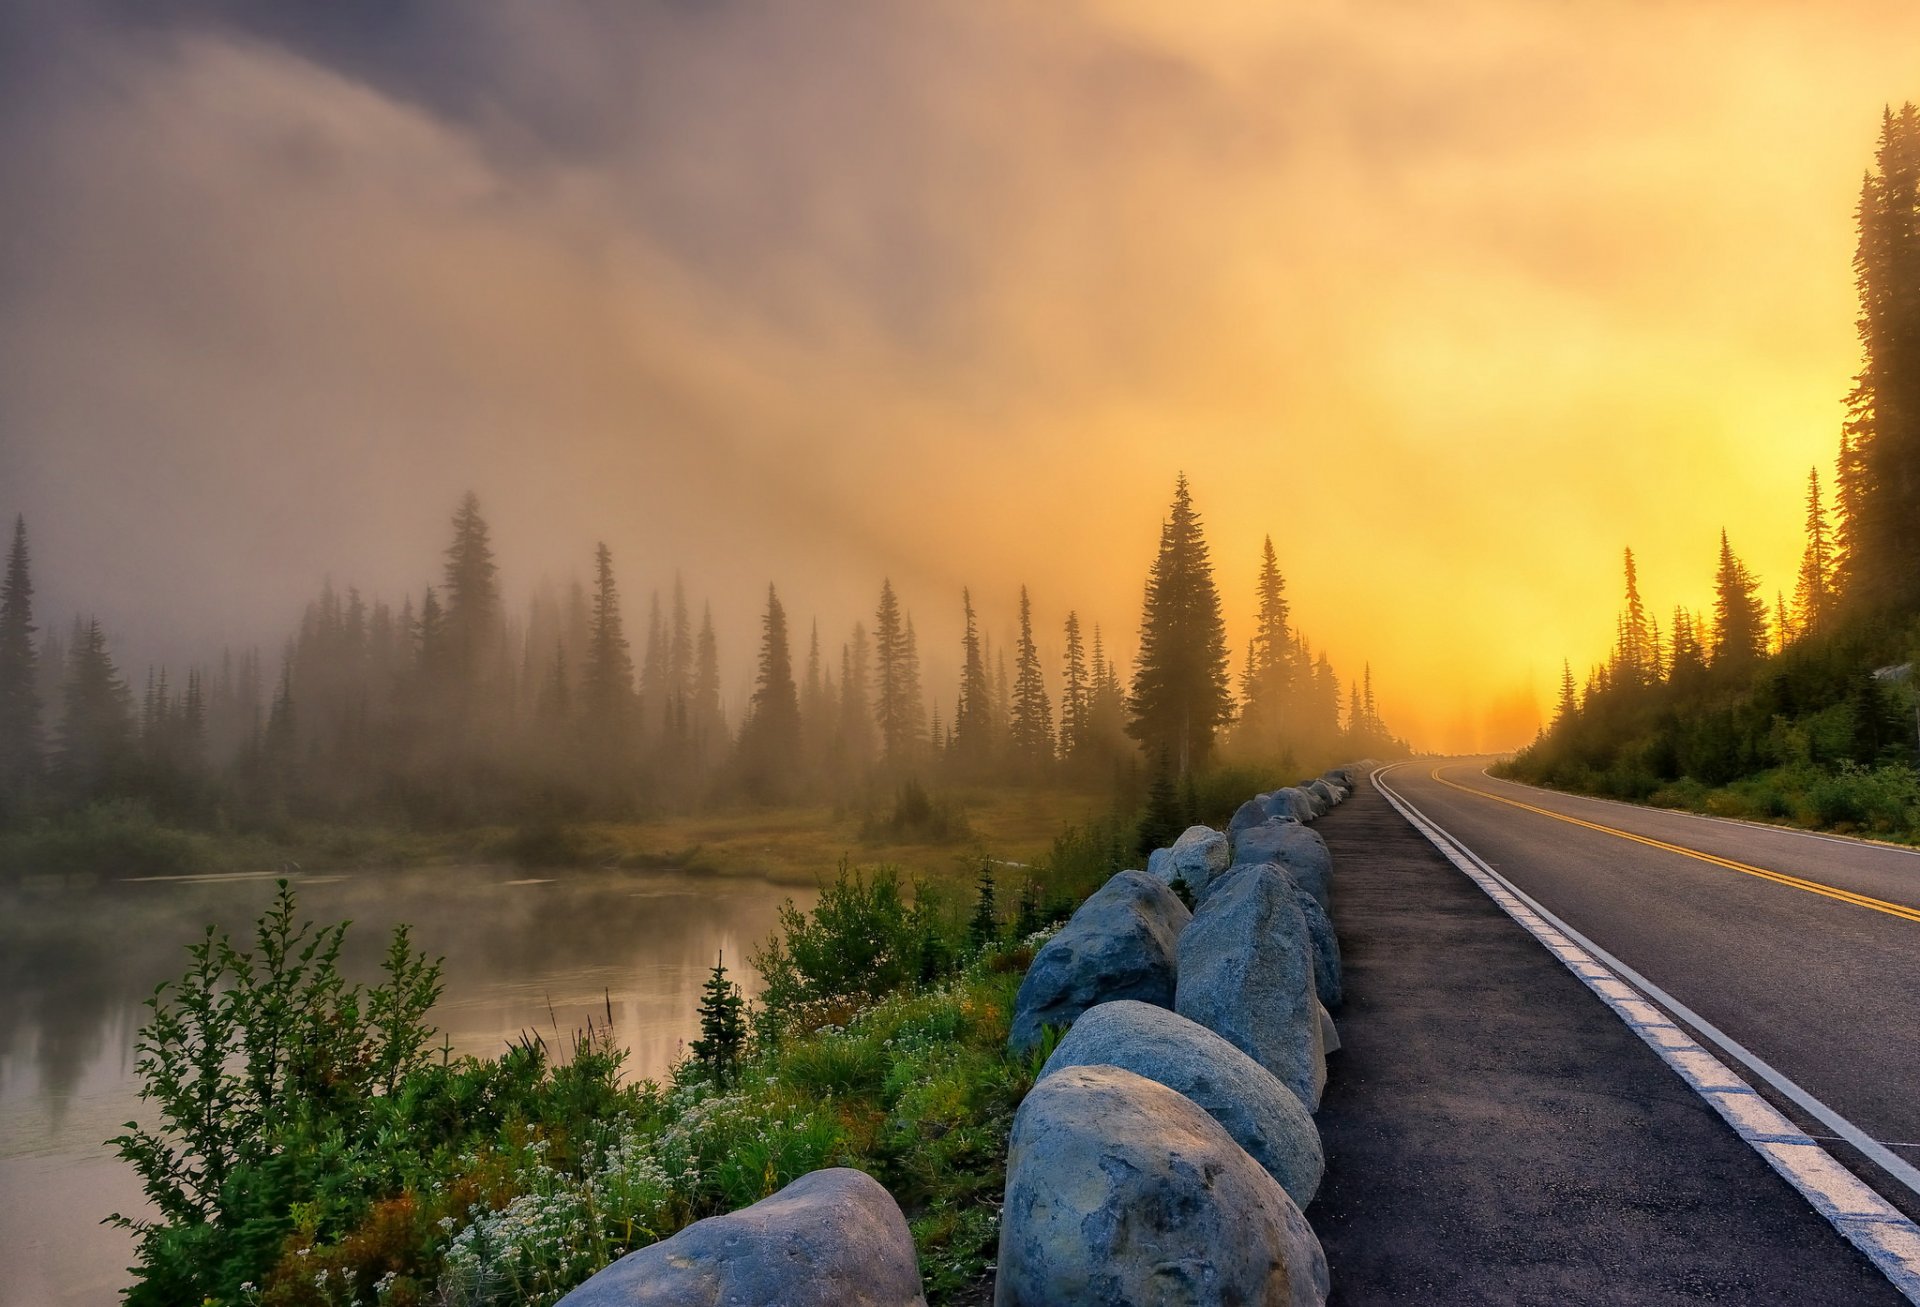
left=7, top=1, right=1920, bottom=750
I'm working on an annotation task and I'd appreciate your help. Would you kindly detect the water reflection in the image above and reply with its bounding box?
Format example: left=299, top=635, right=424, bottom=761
left=0, top=866, right=813, bottom=1306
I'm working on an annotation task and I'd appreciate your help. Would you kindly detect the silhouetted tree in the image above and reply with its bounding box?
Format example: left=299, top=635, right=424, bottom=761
left=953, top=589, right=994, bottom=773
left=872, top=580, right=915, bottom=771
left=689, top=952, right=747, bottom=1085
left=1711, top=530, right=1769, bottom=671
left=1794, top=467, right=1837, bottom=639
left=1838, top=104, right=1920, bottom=613
left=55, top=619, right=132, bottom=799
left=1058, top=611, right=1089, bottom=763
left=1009, top=586, right=1054, bottom=771
left=0, top=516, right=42, bottom=800
left=734, top=584, right=802, bottom=800
left=1128, top=476, right=1232, bottom=777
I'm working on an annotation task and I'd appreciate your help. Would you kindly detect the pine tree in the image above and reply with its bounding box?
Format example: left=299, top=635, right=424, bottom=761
left=1837, top=104, right=1920, bottom=613
left=901, top=616, right=927, bottom=760
left=692, top=603, right=727, bottom=766
left=1669, top=605, right=1708, bottom=690
left=0, top=515, right=42, bottom=795
left=968, top=862, right=999, bottom=952
left=1615, top=547, right=1654, bottom=687
left=1554, top=660, right=1578, bottom=727
left=56, top=618, right=132, bottom=798
left=871, top=581, right=919, bottom=771
left=954, top=589, right=994, bottom=772
left=1241, top=536, right=1293, bottom=749
left=689, top=952, right=748, bottom=1085
left=1009, top=586, right=1054, bottom=770
left=1137, top=750, right=1186, bottom=856
left=1711, top=530, right=1769, bottom=671
left=1794, top=467, right=1836, bottom=638
left=638, top=592, right=667, bottom=741
left=440, top=492, right=500, bottom=694
left=1058, top=611, right=1089, bottom=763
left=1086, top=624, right=1127, bottom=763
left=582, top=543, right=634, bottom=746
left=1013, top=877, right=1045, bottom=939
left=734, top=585, right=802, bottom=799
left=1128, top=476, right=1232, bottom=777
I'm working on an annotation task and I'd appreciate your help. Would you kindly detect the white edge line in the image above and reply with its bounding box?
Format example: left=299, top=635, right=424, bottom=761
left=1371, top=763, right=1920, bottom=1304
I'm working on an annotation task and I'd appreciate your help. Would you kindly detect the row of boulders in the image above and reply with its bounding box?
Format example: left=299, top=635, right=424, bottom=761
left=996, top=766, right=1360, bottom=1307
left=558, top=765, right=1363, bottom=1307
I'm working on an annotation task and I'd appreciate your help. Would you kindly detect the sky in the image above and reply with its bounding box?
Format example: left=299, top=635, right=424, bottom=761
left=3, top=0, right=1917, bottom=753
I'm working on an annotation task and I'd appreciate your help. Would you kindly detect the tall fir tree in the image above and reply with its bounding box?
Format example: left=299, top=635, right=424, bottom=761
left=1554, top=659, right=1578, bottom=727
left=582, top=543, right=634, bottom=754
left=1837, top=104, right=1920, bottom=612
left=1058, top=610, right=1089, bottom=763
left=56, top=618, right=132, bottom=798
left=954, top=588, right=994, bottom=772
left=1008, top=586, right=1055, bottom=770
left=1240, top=535, right=1293, bottom=749
left=692, top=603, right=728, bottom=766
left=1127, top=476, right=1232, bottom=777
left=441, top=493, right=500, bottom=698
left=689, top=952, right=748, bottom=1085
left=1794, top=466, right=1837, bottom=639
left=1615, top=547, right=1654, bottom=687
left=0, top=515, right=42, bottom=796
left=872, top=580, right=915, bottom=771
left=1711, top=530, right=1769, bottom=671
left=734, top=584, right=802, bottom=799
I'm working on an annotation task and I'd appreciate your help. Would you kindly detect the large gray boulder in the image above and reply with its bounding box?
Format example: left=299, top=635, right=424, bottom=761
left=1307, top=778, right=1339, bottom=810
left=1147, top=824, right=1231, bottom=897
left=558, top=1167, right=925, bottom=1307
left=1293, top=885, right=1343, bottom=1010
left=1177, top=863, right=1327, bottom=1109
left=996, top=1065, right=1329, bottom=1307
left=1232, top=819, right=1334, bottom=910
left=1041, top=1000, right=1324, bottom=1206
left=1228, top=796, right=1272, bottom=843
left=1271, top=787, right=1316, bottom=822
left=1008, top=869, right=1191, bottom=1055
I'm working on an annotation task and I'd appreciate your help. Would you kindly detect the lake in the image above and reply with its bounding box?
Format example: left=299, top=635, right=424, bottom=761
left=0, top=865, right=815, bottom=1306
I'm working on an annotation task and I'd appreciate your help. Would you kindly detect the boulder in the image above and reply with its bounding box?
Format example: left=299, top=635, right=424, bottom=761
left=1177, top=863, right=1327, bottom=1109
left=1293, top=886, right=1344, bottom=1011
left=1231, top=820, right=1334, bottom=910
left=996, top=1065, right=1329, bottom=1307
left=1271, top=787, right=1316, bottom=822
left=558, top=1168, right=925, bottom=1307
left=1319, top=1001, right=1341, bottom=1055
left=1147, top=824, right=1231, bottom=897
left=1228, top=796, right=1272, bottom=843
left=1008, top=869, right=1191, bottom=1055
left=1041, top=999, right=1324, bottom=1206
left=1307, top=779, right=1338, bottom=810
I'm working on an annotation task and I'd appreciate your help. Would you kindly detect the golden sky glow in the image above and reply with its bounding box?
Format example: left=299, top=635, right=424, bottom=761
left=4, top=1, right=1919, bottom=751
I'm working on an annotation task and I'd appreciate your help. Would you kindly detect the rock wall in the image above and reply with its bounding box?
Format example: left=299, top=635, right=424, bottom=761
left=558, top=763, right=1367, bottom=1307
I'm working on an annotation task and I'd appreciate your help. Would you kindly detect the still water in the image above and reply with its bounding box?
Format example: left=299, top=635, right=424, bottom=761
left=0, top=865, right=814, bottom=1306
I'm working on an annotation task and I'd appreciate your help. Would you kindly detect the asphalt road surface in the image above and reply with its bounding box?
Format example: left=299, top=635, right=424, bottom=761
left=1383, top=759, right=1920, bottom=1212
left=1309, top=770, right=1915, bottom=1304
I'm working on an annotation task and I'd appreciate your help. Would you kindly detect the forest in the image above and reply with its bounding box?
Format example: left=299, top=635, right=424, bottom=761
left=1505, top=105, right=1920, bottom=838
left=0, top=475, right=1404, bottom=874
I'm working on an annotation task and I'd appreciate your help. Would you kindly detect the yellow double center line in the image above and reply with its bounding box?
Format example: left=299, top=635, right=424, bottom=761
left=1426, top=766, right=1920, bottom=925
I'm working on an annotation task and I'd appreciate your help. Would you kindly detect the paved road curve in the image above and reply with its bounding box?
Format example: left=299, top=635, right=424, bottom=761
left=1381, top=760, right=1920, bottom=1216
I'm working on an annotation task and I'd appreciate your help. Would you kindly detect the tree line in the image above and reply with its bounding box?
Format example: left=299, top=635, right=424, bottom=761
left=0, top=479, right=1400, bottom=836
left=1514, top=104, right=1920, bottom=801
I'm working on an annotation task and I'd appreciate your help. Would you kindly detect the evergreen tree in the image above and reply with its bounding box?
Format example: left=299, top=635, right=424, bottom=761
left=1614, top=547, right=1654, bottom=687
left=1086, top=624, right=1127, bottom=763
left=440, top=493, right=500, bottom=695
left=901, top=616, right=927, bottom=760
left=56, top=618, right=132, bottom=798
left=581, top=543, right=634, bottom=755
left=1837, top=104, right=1920, bottom=612
left=1127, top=476, right=1232, bottom=777
left=968, top=862, right=999, bottom=952
left=1013, top=877, right=1045, bottom=939
left=1058, top=611, right=1089, bottom=763
left=689, top=952, right=748, bottom=1085
left=1794, top=466, right=1837, bottom=638
left=692, top=603, right=727, bottom=765
left=1240, top=535, right=1293, bottom=748
left=953, top=589, right=994, bottom=772
left=1669, top=604, right=1708, bottom=691
left=1553, top=660, right=1578, bottom=727
left=0, top=515, right=42, bottom=796
left=872, top=580, right=914, bottom=770
left=1009, top=586, right=1054, bottom=769
left=1711, top=530, right=1769, bottom=671
left=638, top=592, right=667, bottom=741
left=1137, top=750, right=1186, bottom=856
left=734, top=585, right=802, bottom=799
left=837, top=622, right=874, bottom=774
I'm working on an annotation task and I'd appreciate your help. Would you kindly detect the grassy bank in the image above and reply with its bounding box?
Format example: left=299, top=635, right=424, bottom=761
left=1499, top=758, right=1920, bottom=843
left=111, top=812, right=1133, bottom=1307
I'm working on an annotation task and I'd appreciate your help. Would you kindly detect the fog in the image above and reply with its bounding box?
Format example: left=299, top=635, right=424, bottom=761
left=5, top=0, right=1918, bottom=751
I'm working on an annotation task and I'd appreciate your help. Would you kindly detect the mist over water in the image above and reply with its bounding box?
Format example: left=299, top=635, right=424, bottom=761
left=0, top=867, right=812, bottom=1306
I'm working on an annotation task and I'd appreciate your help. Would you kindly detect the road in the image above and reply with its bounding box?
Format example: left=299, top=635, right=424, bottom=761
left=1378, top=760, right=1920, bottom=1218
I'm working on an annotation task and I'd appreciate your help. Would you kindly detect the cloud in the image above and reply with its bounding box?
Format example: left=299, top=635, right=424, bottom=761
left=3, top=0, right=1917, bottom=747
